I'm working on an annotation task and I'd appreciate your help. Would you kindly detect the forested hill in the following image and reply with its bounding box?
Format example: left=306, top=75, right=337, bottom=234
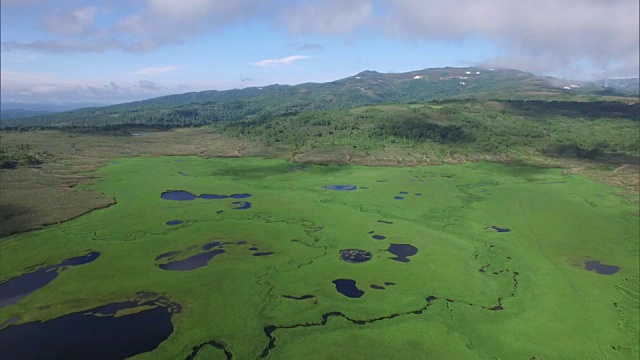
left=1, top=67, right=637, bottom=128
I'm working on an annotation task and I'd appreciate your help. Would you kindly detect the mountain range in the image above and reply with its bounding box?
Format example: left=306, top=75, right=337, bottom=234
left=0, top=102, right=112, bottom=120
left=1, top=67, right=637, bottom=127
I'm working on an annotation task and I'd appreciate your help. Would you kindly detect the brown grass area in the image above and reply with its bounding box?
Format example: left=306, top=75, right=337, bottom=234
left=0, top=128, right=270, bottom=238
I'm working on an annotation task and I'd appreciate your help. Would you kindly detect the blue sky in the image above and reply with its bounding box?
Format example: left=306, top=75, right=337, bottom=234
left=1, top=0, right=638, bottom=103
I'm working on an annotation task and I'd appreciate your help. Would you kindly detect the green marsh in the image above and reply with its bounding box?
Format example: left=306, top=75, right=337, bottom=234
left=1, top=157, right=638, bottom=359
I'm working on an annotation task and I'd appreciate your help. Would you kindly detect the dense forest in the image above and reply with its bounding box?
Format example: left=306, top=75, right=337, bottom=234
left=218, top=100, right=640, bottom=162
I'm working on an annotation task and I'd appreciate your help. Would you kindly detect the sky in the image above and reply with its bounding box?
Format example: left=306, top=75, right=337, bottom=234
left=1, top=0, right=638, bottom=104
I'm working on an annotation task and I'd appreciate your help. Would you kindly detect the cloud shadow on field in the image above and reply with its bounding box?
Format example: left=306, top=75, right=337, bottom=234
left=503, top=101, right=640, bottom=121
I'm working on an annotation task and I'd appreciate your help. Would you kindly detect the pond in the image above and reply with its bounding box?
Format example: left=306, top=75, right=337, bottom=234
left=161, top=191, right=252, bottom=201
left=159, top=250, right=225, bottom=271
left=0, top=298, right=177, bottom=359
left=253, top=252, right=275, bottom=257
left=0, top=252, right=100, bottom=309
left=387, top=244, right=418, bottom=263
left=332, top=279, right=364, bottom=298
left=491, top=226, right=511, bottom=233
left=584, top=260, right=620, bottom=275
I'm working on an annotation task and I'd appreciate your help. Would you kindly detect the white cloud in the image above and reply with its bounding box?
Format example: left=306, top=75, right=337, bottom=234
left=384, top=0, right=639, bottom=77
left=253, top=55, right=310, bottom=67
left=280, top=0, right=372, bottom=35
left=40, top=6, right=97, bottom=35
left=147, top=0, right=216, bottom=20
left=133, top=66, right=178, bottom=75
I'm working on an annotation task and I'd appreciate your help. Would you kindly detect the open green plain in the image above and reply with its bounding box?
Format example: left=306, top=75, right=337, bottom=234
left=1, top=156, right=638, bottom=359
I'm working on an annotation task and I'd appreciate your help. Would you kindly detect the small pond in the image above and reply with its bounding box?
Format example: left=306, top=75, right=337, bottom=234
left=491, top=226, right=511, bottom=233
left=161, top=191, right=252, bottom=201
left=332, top=279, right=364, bottom=298
left=387, top=244, right=418, bottom=263
left=253, top=252, right=274, bottom=257
left=159, top=250, right=225, bottom=271
left=584, top=260, right=620, bottom=275
left=283, top=295, right=315, bottom=300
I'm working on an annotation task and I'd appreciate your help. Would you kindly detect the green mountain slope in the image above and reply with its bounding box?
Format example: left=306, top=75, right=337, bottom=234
left=0, top=109, right=57, bottom=120
left=1, top=67, right=637, bottom=128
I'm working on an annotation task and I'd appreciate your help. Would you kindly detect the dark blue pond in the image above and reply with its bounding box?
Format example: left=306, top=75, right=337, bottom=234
left=387, top=244, right=418, bottom=263
left=201, top=241, right=222, bottom=251
left=323, top=185, right=357, bottom=191
left=0, top=299, right=176, bottom=360
left=161, top=191, right=252, bottom=201
left=159, top=250, right=225, bottom=271
left=253, top=252, right=275, bottom=257
left=58, top=252, right=100, bottom=267
left=377, top=220, right=393, bottom=224
left=0, top=252, right=100, bottom=309
left=370, top=284, right=385, bottom=290
left=491, top=226, right=511, bottom=233
left=332, top=279, right=364, bottom=298
left=393, top=196, right=404, bottom=200
left=248, top=247, right=258, bottom=251
left=415, top=193, right=422, bottom=196
left=230, top=194, right=252, bottom=199
left=199, top=194, right=227, bottom=199
left=372, top=235, right=386, bottom=240
left=585, top=260, right=620, bottom=275
left=340, top=249, right=372, bottom=263
left=178, top=172, right=189, bottom=177
left=165, top=220, right=183, bottom=226
left=161, top=191, right=198, bottom=201
left=399, top=191, right=409, bottom=195
left=384, top=282, right=396, bottom=286
left=283, top=294, right=315, bottom=300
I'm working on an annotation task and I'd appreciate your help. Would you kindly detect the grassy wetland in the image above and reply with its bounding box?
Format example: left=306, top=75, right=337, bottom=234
left=1, top=154, right=638, bottom=359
